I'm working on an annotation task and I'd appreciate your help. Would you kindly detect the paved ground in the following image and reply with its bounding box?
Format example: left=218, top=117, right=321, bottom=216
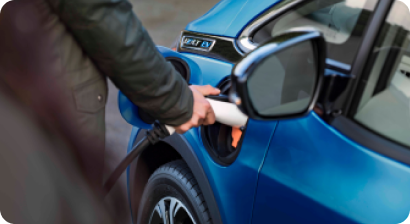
left=104, top=0, right=220, bottom=223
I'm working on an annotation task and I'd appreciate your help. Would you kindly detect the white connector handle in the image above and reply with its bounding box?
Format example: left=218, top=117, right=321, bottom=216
left=165, top=98, right=248, bottom=135
left=207, top=99, right=248, bottom=127
left=165, top=125, right=176, bottom=136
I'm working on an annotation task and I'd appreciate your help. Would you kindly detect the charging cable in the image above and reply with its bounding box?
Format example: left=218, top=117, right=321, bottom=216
left=103, top=122, right=172, bottom=197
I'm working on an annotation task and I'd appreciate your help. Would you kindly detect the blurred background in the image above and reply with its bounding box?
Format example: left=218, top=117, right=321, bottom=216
left=104, top=0, right=219, bottom=223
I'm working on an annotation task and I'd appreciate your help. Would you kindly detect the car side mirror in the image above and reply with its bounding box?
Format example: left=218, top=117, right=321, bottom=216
left=230, top=29, right=326, bottom=120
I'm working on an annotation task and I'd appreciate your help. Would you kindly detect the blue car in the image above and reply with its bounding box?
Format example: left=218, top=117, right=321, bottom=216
left=119, top=0, right=410, bottom=223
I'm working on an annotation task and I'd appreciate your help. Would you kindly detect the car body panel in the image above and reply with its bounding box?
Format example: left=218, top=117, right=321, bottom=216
left=177, top=52, right=280, bottom=224
left=179, top=53, right=232, bottom=87
left=184, top=121, right=278, bottom=224
left=186, top=0, right=282, bottom=37
left=252, top=113, right=410, bottom=224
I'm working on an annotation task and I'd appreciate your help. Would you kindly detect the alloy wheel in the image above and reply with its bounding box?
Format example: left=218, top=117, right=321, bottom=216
left=149, top=196, right=196, bottom=224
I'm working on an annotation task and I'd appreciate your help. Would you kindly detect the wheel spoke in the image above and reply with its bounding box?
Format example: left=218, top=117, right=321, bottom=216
left=149, top=197, right=196, bottom=224
left=173, top=203, right=182, bottom=218
left=158, top=199, right=168, bottom=224
left=169, top=198, right=178, bottom=224
left=154, top=205, right=161, bottom=218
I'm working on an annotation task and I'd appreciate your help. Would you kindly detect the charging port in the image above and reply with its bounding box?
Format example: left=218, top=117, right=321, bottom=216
left=201, top=78, right=247, bottom=166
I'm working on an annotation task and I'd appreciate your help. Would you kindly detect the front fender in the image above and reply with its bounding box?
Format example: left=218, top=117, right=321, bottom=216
left=127, top=128, right=223, bottom=224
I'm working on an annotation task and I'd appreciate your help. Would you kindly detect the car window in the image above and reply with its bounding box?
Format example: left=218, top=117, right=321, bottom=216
left=252, top=0, right=378, bottom=66
left=352, top=0, right=410, bottom=148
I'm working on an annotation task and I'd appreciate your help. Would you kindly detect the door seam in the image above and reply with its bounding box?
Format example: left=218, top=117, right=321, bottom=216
left=249, top=121, right=279, bottom=224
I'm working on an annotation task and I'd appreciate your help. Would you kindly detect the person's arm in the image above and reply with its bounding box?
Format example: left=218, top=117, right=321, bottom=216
left=47, top=0, right=195, bottom=126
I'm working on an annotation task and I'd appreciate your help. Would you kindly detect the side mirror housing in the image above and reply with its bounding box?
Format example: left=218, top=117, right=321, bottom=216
left=230, top=29, right=326, bottom=120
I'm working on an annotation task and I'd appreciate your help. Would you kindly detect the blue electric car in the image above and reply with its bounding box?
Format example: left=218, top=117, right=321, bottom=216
left=119, top=0, right=410, bottom=223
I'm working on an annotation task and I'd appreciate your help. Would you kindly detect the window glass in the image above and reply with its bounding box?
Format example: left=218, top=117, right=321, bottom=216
left=353, top=1, right=410, bottom=147
left=253, top=0, right=378, bottom=66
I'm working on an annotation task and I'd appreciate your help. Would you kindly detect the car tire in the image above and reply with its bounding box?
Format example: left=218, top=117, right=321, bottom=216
left=137, top=160, right=212, bottom=224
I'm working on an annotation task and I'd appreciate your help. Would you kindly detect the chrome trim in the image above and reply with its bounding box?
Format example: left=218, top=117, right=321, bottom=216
left=232, top=39, right=245, bottom=56
left=237, top=0, right=306, bottom=53
left=179, top=31, right=238, bottom=43
left=178, top=31, right=244, bottom=63
left=326, top=59, right=351, bottom=71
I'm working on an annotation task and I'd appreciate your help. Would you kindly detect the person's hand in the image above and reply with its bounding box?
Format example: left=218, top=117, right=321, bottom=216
left=174, top=85, right=220, bottom=134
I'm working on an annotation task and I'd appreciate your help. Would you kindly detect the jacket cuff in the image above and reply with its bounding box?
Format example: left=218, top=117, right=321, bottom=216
left=158, top=81, right=193, bottom=126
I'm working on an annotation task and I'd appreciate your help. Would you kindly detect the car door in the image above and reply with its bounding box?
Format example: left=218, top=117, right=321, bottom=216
left=244, top=0, right=410, bottom=223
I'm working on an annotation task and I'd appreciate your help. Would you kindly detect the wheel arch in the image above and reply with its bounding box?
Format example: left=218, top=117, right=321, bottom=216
left=128, top=130, right=223, bottom=224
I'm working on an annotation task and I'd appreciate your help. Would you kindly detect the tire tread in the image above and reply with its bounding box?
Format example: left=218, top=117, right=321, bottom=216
left=149, top=160, right=212, bottom=224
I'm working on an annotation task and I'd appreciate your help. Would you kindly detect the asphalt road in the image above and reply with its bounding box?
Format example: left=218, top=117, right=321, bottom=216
left=104, top=0, right=220, bottom=223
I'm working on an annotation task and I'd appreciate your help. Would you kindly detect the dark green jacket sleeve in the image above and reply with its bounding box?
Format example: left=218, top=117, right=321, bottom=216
left=47, top=0, right=193, bottom=126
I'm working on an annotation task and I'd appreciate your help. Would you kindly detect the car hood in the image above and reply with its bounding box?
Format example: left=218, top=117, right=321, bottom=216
left=185, top=0, right=282, bottom=38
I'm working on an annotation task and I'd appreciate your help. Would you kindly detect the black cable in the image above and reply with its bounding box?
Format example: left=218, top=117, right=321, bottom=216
left=103, top=137, right=150, bottom=196
left=103, top=122, right=171, bottom=197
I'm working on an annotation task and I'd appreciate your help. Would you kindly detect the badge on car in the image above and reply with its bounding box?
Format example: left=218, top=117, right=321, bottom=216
left=181, top=36, right=216, bottom=52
